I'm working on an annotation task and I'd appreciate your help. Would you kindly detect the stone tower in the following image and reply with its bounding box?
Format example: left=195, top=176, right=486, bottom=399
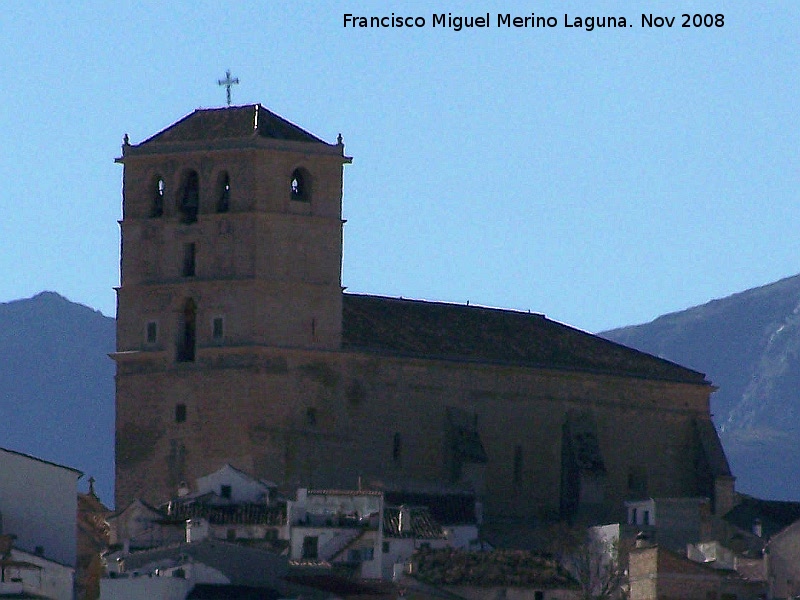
left=114, top=105, right=350, bottom=504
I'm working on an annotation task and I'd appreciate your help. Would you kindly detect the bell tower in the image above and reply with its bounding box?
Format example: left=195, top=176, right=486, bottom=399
left=113, top=105, right=351, bottom=505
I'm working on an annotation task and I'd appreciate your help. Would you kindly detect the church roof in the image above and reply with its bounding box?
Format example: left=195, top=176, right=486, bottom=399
left=136, top=104, right=330, bottom=146
left=341, top=294, right=709, bottom=384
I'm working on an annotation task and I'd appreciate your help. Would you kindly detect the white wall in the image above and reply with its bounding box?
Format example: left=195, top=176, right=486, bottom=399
left=195, top=465, right=269, bottom=503
left=0, top=448, right=79, bottom=566
left=3, top=549, right=74, bottom=600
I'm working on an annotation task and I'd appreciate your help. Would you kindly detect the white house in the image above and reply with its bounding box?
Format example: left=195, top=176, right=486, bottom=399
left=0, top=447, right=81, bottom=567
left=191, top=464, right=273, bottom=504
left=0, top=545, right=75, bottom=600
left=288, top=488, right=385, bottom=579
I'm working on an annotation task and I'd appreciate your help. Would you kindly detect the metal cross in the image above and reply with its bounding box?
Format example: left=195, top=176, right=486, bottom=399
left=217, top=70, right=239, bottom=106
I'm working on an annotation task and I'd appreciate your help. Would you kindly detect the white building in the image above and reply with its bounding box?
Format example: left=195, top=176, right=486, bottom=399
left=0, top=546, right=75, bottom=600
left=0, top=447, right=81, bottom=567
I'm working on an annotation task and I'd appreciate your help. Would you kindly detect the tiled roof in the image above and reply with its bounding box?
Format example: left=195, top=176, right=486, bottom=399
left=122, top=539, right=289, bottom=588
left=306, top=489, right=383, bottom=497
left=186, top=584, right=282, bottom=600
left=383, top=493, right=475, bottom=525
left=725, top=495, right=800, bottom=540
left=383, top=506, right=446, bottom=539
left=163, top=502, right=286, bottom=526
left=341, top=294, right=708, bottom=383
left=136, top=105, right=329, bottom=147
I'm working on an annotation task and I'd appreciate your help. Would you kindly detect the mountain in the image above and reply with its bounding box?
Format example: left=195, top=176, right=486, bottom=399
left=603, top=274, right=800, bottom=501
left=0, top=292, right=115, bottom=506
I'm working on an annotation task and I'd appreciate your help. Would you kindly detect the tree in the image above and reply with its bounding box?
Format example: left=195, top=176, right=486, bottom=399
left=547, top=523, right=627, bottom=600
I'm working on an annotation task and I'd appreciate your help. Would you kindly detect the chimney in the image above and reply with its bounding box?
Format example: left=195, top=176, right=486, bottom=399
left=635, top=531, right=650, bottom=549
left=186, top=518, right=209, bottom=543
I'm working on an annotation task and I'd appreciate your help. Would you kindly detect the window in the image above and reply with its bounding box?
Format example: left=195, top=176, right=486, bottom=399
left=630, top=508, right=638, bottom=525
left=175, top=404, right=186, bottom=423
left=216, top=172, right=230, bottom=213
left=179, top=170, right=199, bottom=223
left=382, top=541, right=390, bottom=553
left=643, top=510, right=650, bottom=526
left=213, top=317, right=224, bottom=341
left=534, top=593, right=544, bottom=600
left=393, top=432, right=402, bottom=465
left=182, top=243, right=196, bottom=277
left=306, top=407, right=317, bottom=426
left=226, top=529, right=236, bottom=541
left=177, top=298, right=197, bottom=362
left=627, top=466, right=648, bottom=498
left=146, top=321, right=158, bottom=344
left=290, top=168, right=311, bottom=202
left=151, top=176, right=165, bottom=217
left=221, top=484, right=232, bottom=499
left=302, top=536, right=318, bottom=559
left=513, top=445, right=523, bottom=487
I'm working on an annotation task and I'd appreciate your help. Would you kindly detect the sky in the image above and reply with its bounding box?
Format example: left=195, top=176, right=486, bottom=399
left=1, top=1, right=798, bottom=334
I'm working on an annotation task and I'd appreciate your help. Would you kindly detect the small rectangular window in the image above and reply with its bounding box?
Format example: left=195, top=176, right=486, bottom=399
left=182, top=243, right=196, bottom=277
left=175, top=404, right=186, bottom=423
left=643, top=510, right=650, bottom=526
left=306, top=407, right=317, bottom=426
left=146, top=321, right=158, bottom=344
left=302, top=536, right=319, bottom=559
left=213, top=317, right=224, bottom=340
left=393, top=432, right=402, bottom=464
left=382, top=541, right=390, bottom=553
left=220, top=484, right=232, bottom=499
left=513, top=445, right=523, bottom=487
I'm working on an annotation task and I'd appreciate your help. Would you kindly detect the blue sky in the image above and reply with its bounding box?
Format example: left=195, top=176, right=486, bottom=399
left=1, top=1, right=797, bottom=333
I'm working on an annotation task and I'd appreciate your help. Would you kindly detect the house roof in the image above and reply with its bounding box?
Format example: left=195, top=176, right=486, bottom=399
left=341, top=294, right=709, bottom=384
left=634, top=545, right=748, bottom=582
left=383, top=493, right=475, bottom=526
left=107, top=497, right=163, bottom=520
left=121, top=539, right=289, bottom=589
left=383, top=506, right=446, bottom=539
left=135, top=105, right=330, bottom=147
left=0, top=446, right=83, bottom=476
left=186, top=584, right=282, bottom=600
left=163, top=502, right=286, bottom=526
left=727, top=495, right=800, bottom=541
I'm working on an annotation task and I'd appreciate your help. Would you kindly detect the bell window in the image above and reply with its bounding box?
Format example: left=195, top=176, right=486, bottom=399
left=151, top=176, right=165, bottom=218
left=290, top=168, right=311, bottom=202
left=216, top=172, right=230, bottom=213
left=179, top=170, right=199, bottom=223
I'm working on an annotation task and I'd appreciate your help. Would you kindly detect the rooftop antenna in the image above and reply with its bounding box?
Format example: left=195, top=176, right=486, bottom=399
left=217, top=69, right=239, bottom=106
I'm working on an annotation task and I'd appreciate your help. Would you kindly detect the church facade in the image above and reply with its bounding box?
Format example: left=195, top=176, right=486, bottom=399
left=113, top=104, right=734, bottom=527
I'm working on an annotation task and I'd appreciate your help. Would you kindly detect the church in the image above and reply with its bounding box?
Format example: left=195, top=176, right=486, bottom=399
left=113, top=103, right=734, bottom=529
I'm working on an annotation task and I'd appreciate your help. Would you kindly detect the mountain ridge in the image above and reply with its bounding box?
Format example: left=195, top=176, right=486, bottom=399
left=0, top=291, right=115, bottom=506
left=603, top=272, right=800, bottom=500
